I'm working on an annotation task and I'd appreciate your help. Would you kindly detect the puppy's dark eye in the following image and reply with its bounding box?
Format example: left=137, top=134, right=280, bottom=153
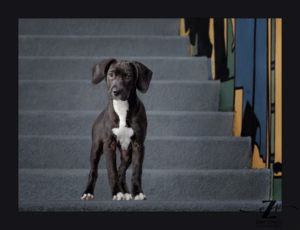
left=108, top=73, right=114, bottom=78
left=124, top=74, right=132, bottom=80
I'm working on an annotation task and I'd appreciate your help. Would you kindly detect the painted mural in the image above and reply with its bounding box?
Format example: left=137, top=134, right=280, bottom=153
left=180, top=18, right=282, bottom=200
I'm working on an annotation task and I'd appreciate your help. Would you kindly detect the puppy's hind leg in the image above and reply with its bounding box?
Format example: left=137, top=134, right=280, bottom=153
left=81, top=140, right=103, bottom=200
left=118, top=147, right=133, bottom=200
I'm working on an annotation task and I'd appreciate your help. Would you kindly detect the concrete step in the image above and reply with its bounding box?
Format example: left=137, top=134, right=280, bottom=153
left=19, top=80, right=220, bottom=111
left=18, top=56, right=208, bottom=81
left=19, top=19, right=180, bottom=36
left=19, top=135, right=252, bottom=169
left=19, top=200, right=281, bottom=212
left=19, top=35, right=190, bottom=57
left=19, top=169, right=270, bottom=201
left=19, top=110, right=234, bottom=136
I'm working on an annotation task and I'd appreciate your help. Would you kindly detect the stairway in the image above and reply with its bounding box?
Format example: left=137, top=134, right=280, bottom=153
left=18, top=19, right=272, bottom=212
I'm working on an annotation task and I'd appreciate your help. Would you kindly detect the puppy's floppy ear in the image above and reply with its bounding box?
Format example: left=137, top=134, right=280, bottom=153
left=131, top=61, right=153, bottom=93
left=92, top=58, right=116, bottom=84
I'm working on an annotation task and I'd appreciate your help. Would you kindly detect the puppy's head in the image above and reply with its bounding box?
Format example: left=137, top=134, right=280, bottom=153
left=92, top=58, right=152, bottom=101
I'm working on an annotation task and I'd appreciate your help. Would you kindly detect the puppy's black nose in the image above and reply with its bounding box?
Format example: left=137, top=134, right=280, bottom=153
left=113, top=89, right=120, bottom=96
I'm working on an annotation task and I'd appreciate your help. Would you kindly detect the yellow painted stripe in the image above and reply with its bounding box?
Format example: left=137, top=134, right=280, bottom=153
left=209, top=18, right=215, bottom=80
left=274, top=18, right=282, bottom=176
left=224, top=18, right=227, bottom=56
left=234, top=89, right=243, bottom=137
left=190, top=45, right=193, bottom=56
left=252, top=144, right=266, bottom=169
left=267, top=18, right=271, bottom=167
left=180, top=18, right=189, bottom=36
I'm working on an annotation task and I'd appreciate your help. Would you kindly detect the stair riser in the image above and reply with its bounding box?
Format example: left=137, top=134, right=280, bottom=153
left=19, top=19, right=180, bottom=36
left=19, top=81, right=220, bottom=111
left=19, top=136, right=252, bottom=169
left=19, top=57, right=208, bottom=81
left=19, top=36, right=190, bottom=57
left=19, top=111, right=234, bottom=136
left=18, top=200, right=282, bottom=212
left=19, top=169, right=270, bottom=201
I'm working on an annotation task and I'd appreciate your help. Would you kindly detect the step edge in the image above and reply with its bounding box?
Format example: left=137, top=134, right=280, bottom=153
left=19, top=110, right=235, bottom=115
left=18, top=168, right=270, bottom=173
left=18, top=79, right=218, bottom=84
left=19, top=35, right=189, bottom=39
left=19, top=56, right=207, bottom=60
left=18, top=134, right=250, bottom=141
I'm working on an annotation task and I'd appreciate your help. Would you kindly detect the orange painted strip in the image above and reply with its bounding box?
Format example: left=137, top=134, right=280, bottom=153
left=252, top=144, right=266, bottom=169
left=209, top=18, right=215, bottom=80
left=179, top=18, right=189, bottom=36
left=274, top=18, right=282, bottom=176
left=231, top=18, right=235, bottom=51
left=234, top=89, right=243, bottom=137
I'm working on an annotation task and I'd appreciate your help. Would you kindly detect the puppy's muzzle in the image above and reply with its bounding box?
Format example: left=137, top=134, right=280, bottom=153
left=113, top=88, right=120, bottom=96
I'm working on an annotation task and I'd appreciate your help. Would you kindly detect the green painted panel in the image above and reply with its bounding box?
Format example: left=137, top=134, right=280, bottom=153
left=218, top=78, right=234, bottom=111
left=270, top=163, right=274, bottom=200
left=227, top=19, right=235, bottom=78
left=271, top=113, right=275, bottom=154
left=271, top=70, right=275, bottom=104
left=273, top=178, right=282, bottom=201
left=193, top=33, right=198, bottom=56
left=271, top=18, right=275, bottom=62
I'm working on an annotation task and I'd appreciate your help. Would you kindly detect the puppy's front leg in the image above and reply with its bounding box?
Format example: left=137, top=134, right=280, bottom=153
left=131, top=141, right=147, bottom=200
left=81, top=141, right=103, bottom=200
left=104, top=140, right=125, bottom=200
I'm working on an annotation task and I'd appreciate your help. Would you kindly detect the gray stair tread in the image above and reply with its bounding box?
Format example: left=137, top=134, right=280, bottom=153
left=19, top=135, right=252, bottom=169
left=19, top=110, right=234, bottom=136
left=19, top=19, right=180, bottom=36
left=19, top=169, right=270, bottom=201
left=19, top=56, right=208, bottom=81
left=19, top=80, right=220, bottom=111
left=18, top=200, right=282, bottom=212
left=19, top=35, right=190, bottom=57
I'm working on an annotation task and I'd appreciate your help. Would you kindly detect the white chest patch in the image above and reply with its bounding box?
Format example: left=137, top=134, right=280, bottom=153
left=112, top=100, right=134, bottom=150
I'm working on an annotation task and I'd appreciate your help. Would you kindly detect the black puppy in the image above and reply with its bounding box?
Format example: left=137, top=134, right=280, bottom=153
left=81, top=58, right=152, bottom=201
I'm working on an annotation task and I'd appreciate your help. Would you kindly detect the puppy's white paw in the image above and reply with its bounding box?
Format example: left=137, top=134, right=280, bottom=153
left=80, top=193, right=93, bottom=200
left=113, top=192, right=125, bottom=201
left=134, top=193, right=146, bottom=200
left=124, top=193, right=133, bottom=200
